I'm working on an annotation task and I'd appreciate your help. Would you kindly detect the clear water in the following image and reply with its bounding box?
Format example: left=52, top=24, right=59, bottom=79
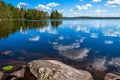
left=0, top=19, right=120, bottom=80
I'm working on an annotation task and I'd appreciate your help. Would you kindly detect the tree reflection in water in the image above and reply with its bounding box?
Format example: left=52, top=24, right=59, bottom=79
left=51, top=20, right=62, bottom=28
left=0, top=20, right=62, bottom=39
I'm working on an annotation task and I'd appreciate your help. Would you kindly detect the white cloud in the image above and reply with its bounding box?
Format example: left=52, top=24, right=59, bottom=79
left=103, top=10, right=108, bottom=12
left=60, top=48, right=90, bottom=60
left=59, top=36, right=64, bottom=40
left=54, top=43, right=80, bottom=51
left=92, top=0, right=102, bottom=2
left=80, top=37, right=85, bottom=43
left=28, top=36, right=40, bottom=41
left=76, top=26, right=90, bottom=33
left=35, top=4, right=51, bottom=10
left=104, top=40, right=113, bottom=44
left=17, top=2, right=28, bottom=9
left=71, top=3, right=92, bottom=11
left=46, top=2, right=59, bottom=7
left=20, top=27, right=27, bottom=34
left=90, top=33, right=98, bottom=38
left=39, top=27, right=58, bottom=34
left=94, top=9, right=107, bottom=13
left=103, top=30, right=120, bottom=37
left=58, top=10, right=64, bottom=13
left=70, top=8, right=74, bottom=11
left=35, top=2, right=59, bottom=10
left=105, top=0, right=120, bottom=7
left=75, top=5, right=82, bottom=10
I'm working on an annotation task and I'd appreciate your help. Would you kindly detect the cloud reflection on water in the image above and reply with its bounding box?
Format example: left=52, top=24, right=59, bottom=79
left=109, top=58, right=120, bottom=67
left=60, top=48, right=90, bottom=60
left=91, top=58, right=107, bottom=71
left=28, top=36, right=40, bottom=41
left=54, top=43, right=80, bottom=51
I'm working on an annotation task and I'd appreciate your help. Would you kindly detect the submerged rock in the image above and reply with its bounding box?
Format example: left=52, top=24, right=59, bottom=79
left=104, top=73, right=120, bottom=80
left=0, top=72, right=4, bottom=80
left=24, top=60, right=93, bottom=80
left=0, top=51, right=12, bottom=55
left=10, top=68, right=25, bottom=78
left=4, top=67, right=25, bottom=80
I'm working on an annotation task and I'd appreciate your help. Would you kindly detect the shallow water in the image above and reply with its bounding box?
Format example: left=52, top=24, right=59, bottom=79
left=0, top=19, right=120, bottom=80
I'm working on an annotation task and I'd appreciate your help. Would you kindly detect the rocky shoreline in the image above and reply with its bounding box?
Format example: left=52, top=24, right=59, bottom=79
left=0, top=60, right=120, bottom=80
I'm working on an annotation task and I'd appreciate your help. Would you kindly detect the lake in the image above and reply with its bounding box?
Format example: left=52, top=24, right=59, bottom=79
left=0, top=19, right=120, bottom=80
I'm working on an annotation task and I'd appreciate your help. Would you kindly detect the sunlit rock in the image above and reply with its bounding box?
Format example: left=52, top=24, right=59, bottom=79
left=24, top=60, right=93, bottom=80
left=104, top=73, right=120, bottom=80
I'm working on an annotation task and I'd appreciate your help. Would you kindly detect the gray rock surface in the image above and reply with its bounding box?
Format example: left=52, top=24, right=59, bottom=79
left=10, top=68, right=25, bottom=78
left=0, top=72, right=4, bottom=80
left=24, top=60, right=93, bottom=80
left=104, top=73, right=120, bottom=80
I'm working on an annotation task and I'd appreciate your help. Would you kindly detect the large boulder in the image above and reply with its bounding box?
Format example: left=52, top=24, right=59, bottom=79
left=24, top=60, right=93, bottom=80
left=104, top=73, right=120, bottom=80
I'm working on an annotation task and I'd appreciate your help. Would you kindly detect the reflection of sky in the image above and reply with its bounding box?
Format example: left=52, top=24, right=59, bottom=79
left=91, top=58, right=107, bottom=71
left=59, top=48, right=90, bottom=60
left=0, top=19, right=120, bottom=74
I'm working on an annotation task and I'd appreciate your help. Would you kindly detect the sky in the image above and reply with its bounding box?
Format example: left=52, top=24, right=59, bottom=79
left=4, top=0, right=120, bottom=17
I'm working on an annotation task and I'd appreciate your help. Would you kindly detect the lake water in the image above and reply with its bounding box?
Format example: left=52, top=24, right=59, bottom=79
left=0, top=19, right=120, bottom=80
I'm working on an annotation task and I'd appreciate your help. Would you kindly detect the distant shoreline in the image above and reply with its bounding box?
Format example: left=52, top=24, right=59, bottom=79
left=63, top=17, right=120, bottom=19
left=1, top=17, right=120, bottom=21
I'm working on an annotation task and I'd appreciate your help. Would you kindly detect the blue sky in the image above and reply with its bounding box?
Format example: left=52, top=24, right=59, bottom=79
left=4, top=0, right=120, bottom=17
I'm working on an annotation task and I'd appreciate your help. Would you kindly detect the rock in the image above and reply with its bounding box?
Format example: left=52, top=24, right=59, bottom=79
left=3, top=68, right=25, bottom=80
left=104, top=73, right=120, bottom=80
left=0, top=72, right=4, bottom=80
left=10, top=68, right=25, bottom=78
left=0, top=51, right=12, bottom=55
left=24, top=60, right=93, bottom=80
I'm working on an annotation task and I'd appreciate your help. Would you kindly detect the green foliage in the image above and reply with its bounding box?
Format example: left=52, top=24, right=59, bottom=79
left=50, top=10, right=63, bottom=20
left=25, top=9, right=49, bottom=20
left=0, top=1, right=62, bottom=20
left=2, top=65, right=14, bottom=71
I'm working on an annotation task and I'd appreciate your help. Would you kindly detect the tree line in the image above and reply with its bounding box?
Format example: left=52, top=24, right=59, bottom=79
left=0, top=1, right=62, bottom=20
